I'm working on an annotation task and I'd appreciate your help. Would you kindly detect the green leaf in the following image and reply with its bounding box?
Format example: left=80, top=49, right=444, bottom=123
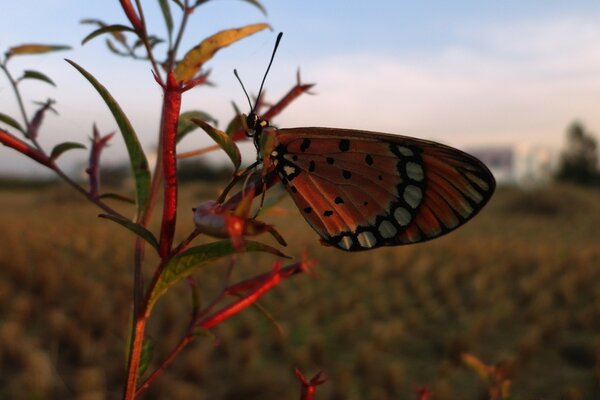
left=66, top=59, right=151, bottom=218
left=191, top=118, right=241, bottom=170
left=98, top=213, right=159, bottom=252
left=50, top=142, right=86, bottom=161
left=158, top=0, right=174, bottom=41
left=7, top=44, right=71, bottom=57
left=21, top=70, right=56, bottom=86
left=177, top=110, right=218, bottom=143
left=105, top=39, right=127, bottom=56
left=138, top=339, right=154, bottom=379
left=240, top=0, right=267, bottom=16
left=171, top=0, right=185, bottom=10
left=225, top=102, right=243, bottom=136
left=0, top=113, right=25, bottom=134
left=174, top=23, right=270, bottom=81
left=82, top=24, right=135, bottom=45
left=147, top=240, right=289, bottom=310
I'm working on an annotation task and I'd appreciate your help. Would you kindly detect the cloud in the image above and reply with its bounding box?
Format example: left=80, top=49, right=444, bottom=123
left=274, top=16, right=600, bottom=150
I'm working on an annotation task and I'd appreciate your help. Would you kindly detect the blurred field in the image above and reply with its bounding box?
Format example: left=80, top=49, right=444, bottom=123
left=0, top=182, right=599, bottom=399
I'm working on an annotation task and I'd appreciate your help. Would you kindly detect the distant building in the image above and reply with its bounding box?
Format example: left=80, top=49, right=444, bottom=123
left=467, top=146, right=515, bottom=184
left=467, top=145, right=557, bottom=186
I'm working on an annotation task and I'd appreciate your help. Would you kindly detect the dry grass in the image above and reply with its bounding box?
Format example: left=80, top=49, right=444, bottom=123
left=0, top=183, right=599, bottom=399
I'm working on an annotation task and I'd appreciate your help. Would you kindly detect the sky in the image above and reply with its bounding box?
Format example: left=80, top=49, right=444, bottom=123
left=2, top=0, right=600, bottom=175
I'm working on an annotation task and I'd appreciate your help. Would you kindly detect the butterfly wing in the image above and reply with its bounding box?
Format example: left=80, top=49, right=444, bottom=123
left=267, top=127, right=495, bottom=251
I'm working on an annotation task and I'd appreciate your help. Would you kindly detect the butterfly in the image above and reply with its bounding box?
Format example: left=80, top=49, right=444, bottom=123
left=237, top=33, right=495, bottom=252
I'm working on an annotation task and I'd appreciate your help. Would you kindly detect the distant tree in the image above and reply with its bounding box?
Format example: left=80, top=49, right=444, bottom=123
left=555, top=122, right=600, bottom=185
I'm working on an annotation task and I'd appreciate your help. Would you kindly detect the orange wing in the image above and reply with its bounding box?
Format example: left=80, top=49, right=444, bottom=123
left=268, top=127, right=495, bottom=251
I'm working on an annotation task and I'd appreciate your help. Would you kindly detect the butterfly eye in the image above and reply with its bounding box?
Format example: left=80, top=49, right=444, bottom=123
left=246, top=112, right=259, bottom=133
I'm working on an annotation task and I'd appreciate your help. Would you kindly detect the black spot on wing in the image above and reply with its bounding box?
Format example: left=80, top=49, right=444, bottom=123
left=339, top=139, right=350, bottom=152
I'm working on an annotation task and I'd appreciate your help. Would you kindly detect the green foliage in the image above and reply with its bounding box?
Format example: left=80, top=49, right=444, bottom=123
left=66, top=59, right=151, bottom=218
left=555, top=122, right=600, bottom=186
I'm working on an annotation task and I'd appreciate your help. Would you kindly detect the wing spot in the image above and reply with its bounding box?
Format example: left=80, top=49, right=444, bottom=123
left=323, top=210, right=334, bottom=217
left=396, top=145, right=414, bottom=157
left=303, top=207, right=312, bottom=214
left=404, top=185, right=423, bottom=208
left=308, top=160, right=316, bottom=172
left=406, top=161, right=424, bottom=181
left=290, top=185, right=298, bottom=193
left=300, top=139, right=311, bottom=152
left=326, top=157, right=335, bottom=165
left=334, top=196, right=344, bottom=204
left=342, top=170, right=352, bottom=179
left=338, top=236, right=353, bottom=250
left=365, top=154, right=374, bottom=165
left=394, top=206, right=412, bottom=226
left=357, top=231, right=377, bottom=248
left=378, top=220, right=398, bottom=239
left=339, top=139, right=350, bottom=152
left=292, top=155, right=299, bottom=161
left=283, top=165, right=297, bottom=176
left=363, top=201, right=369, bottom=206
left=378, top=175, right=383, bottom=181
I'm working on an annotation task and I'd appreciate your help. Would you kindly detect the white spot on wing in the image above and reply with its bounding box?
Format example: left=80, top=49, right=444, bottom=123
left=337, top=236, right=353, bottom=250
left=394, top=207, right=412, bottom=226
left=406, top=162, right=424, bottom=181
left=378, top=220, right=398, bottom=239
left=357, top=231, right=377, bottom=248
left=283, top=165, right=297, bottom=176
left=404, top=185, right=423, bottom=208
left=397, top=146, right=413, bottom=156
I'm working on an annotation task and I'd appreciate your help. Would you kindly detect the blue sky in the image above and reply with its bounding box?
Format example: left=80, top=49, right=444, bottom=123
left=2, top=1, right=600, bottom=175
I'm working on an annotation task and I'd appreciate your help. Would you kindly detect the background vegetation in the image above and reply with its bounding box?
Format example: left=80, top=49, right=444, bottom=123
left=1, top=182, right=599, bottom=399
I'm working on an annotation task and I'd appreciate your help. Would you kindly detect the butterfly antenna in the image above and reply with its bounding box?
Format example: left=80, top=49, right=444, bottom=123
left=234, top=69, right=253, bottom=111
left=254, top=32, right=283, bottom=112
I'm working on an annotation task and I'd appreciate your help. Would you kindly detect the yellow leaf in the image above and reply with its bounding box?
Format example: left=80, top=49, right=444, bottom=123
left=174, top=23, right=270, bottom=82
left=461, top=352, right=491, bottom=381
left=7, top=44, right=71, bottom=56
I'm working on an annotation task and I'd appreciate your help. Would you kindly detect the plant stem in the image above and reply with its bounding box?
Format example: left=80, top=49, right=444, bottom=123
left=167, top=0, right=191, bottom=71
left=0, top=62, right=30, bottom=135
left=158, top=73, right=181, bottom=257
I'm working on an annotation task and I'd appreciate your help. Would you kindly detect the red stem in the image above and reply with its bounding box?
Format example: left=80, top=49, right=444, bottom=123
left=135, top=260, right=312, bottom=397
left=158, top=72, right=181, bottom=258
left=119, top=0, right=143, bottom=32
left=0, top=128, right=51, bottom=167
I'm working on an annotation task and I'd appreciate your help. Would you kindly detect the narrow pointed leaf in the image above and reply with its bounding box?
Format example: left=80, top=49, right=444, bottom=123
left=171, top=0, right=185, bottom=10
left=174, top=23, right=270, bottom=81
left=0, top=113, right=25, bottom=134
left=225, top=103, right=243, bottom=136
left=138, top=339, right=154, bottom=378
left=98, top=213, right=159, bottom=252
left=191, top=118, right=240, bottom=170
left=158, top=0, right=174, bottom=40
left=66, top=59, right=151, bottom=217
left=105, top=39, right=127, bottom=56
left=21, top=70, right=56, bottom=86
left=148, top=240, right=289, bottom=310
left=50, top=142, right=86, bottom=161
left=7, top=44, right=71, bottom=57
left=177, top=110, right=218, bottom=143
left=82, top=24, right=135, bottom=45
left=240, top=0, right=267, bottom=16
left=98, top=193, right=136, bottom=204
